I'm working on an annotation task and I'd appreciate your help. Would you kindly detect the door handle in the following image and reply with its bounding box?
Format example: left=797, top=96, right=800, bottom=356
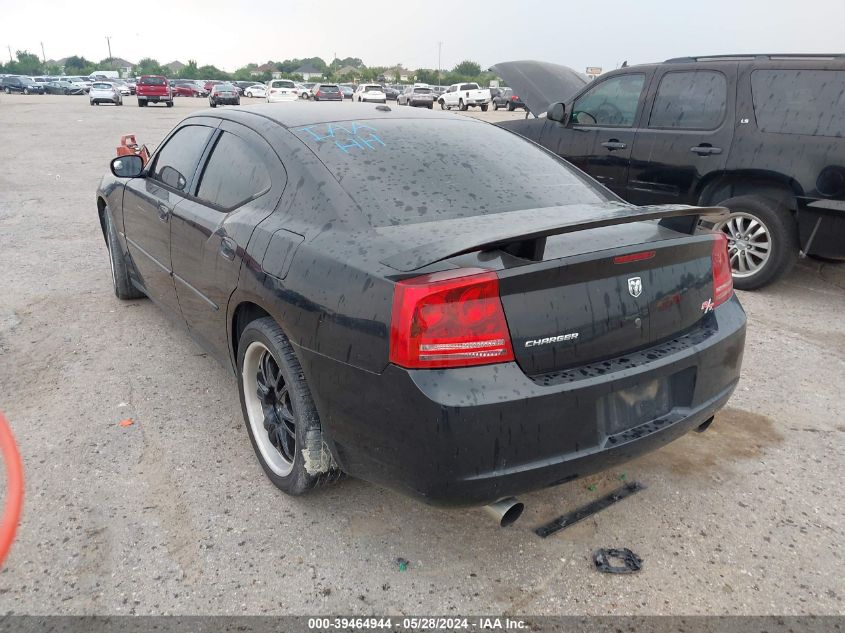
left=219, top=237, right=237, bottom=261
left=157, top=204, right=171, bottom=222
left=690, top=145, right=722, bottom=156
left=601, top=140, right=627, bottom=151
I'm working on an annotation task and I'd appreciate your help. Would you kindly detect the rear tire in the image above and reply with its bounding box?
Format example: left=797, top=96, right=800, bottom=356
left=237, top=318, right=343, bottom=495
left=166, top=100, right=173, bottom=108
left=104, top=208, right=144, bottom=300
left=715, top=195, right=799, bottom=290
left=507, top=103, right=515, bottom=111
left=480, top=103, right=488, bottom=112
left=459, top=99, right=467, bottom=111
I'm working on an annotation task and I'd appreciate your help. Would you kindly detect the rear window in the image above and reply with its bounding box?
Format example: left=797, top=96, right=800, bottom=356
left=140, top=76, right=165, bottom=85
left=413, top=88, right=431, bottom=94
left=648, top=71, right=727, bottom=129
left=319, top=85, right=339, bottom=91
left=93, top=83, right=112, bottom=89
left=197, top=132, right=271, bottom=209
left=460, top=83, right=478, bottom=91
left=274, top=80, right=295, bottom=88
left=291, top=119, right=607, bottom=227
left=364, top=85, right=382, bottom=91
left=751, top=69, right=845, bottom=137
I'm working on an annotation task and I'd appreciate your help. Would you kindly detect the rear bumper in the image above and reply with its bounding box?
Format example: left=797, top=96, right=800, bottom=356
left=297, top=297, right=746, bottom=506
left=138, top=94, right=170, bottom=101
left=409, top=99, right=435, bottom=107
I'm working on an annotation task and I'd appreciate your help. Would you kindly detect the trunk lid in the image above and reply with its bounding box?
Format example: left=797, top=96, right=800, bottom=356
left=497, top=236, right=716, bottom=376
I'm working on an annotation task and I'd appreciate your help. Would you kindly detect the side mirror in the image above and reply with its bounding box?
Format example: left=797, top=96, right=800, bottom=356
left=110, top=155, right=144, bottom=178
left=546, top=102, right=567, bottom=123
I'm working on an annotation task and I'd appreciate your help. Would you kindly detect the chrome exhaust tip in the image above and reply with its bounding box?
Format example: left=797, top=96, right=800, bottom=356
left=483, top=497, right=524, bottom=527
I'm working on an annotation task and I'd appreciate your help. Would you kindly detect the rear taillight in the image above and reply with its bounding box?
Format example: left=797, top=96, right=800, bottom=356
left=389, top=268, right=515, bottom=369
left=711, top=233, right=733, bottom=306
left=511, top=95, right=518, bottom=101
left=316, top=90, right=322, bottom=97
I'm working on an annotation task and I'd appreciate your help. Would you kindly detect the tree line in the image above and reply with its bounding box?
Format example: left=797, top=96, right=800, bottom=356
left=1, top=51, right=495, bottom=85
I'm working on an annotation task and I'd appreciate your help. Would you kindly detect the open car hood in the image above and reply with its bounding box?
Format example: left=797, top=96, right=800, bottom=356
left=490, top=60, right=588, bottom=117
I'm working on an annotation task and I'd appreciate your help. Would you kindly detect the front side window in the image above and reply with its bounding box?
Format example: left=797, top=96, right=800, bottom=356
left=751, top=69, right=845, bottom=137
left=649, top=71, right=727, bottom=129
left=571, top=73, right=645, bottom=127
left=151, top=125, right=213, bottom=192
left=196, top=132, right=271, bottom=210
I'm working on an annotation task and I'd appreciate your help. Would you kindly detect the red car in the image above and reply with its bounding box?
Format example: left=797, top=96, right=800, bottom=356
left=172, top=82, right=205, bottom=97
left=136, top=75, right=173, bottom=107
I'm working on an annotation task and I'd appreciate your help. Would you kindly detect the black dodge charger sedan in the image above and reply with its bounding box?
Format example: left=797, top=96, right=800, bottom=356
left=96, top=103, right=745, bottom=508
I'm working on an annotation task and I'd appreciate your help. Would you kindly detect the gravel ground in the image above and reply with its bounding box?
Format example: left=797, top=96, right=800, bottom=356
left=0, top=94, right=843, bottom=616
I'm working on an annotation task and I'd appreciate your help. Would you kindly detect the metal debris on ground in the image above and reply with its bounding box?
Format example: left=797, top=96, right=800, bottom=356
left=593, top=548, right=643, bottom=574
left=395, top=557, right=409, bottom=571
left=534, top=481, right=646, bottom=538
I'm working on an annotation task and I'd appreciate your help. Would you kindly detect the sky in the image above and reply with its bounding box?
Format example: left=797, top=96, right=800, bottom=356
left=3, top=0, right=844, bottom=74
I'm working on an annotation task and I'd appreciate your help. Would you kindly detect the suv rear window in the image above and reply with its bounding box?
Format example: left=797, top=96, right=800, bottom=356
left=319, top=85, right=339, bottom=91
left=274, top=80, right=295, bottom=88
left=291, top=118, right=607, bottom=227
left=751, top=69, right=845, bottom=137
left=649, top=71, right=727, bottom=129
left=140, top=76, right=165, bottom=85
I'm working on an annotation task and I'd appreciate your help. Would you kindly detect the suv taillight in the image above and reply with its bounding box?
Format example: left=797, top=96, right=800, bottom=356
left=712, top=233, right=733, bottom=306
left=389, top=268, right=515, bottom=369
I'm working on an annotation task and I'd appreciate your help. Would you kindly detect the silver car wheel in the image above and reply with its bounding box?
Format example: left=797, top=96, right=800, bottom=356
left=242, top=341, right=295, bottom=477
left=718, top=211, right=772, bottom=278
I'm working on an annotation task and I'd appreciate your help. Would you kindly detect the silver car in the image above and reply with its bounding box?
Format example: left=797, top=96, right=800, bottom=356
left=89, top=82, right=123, bottom=106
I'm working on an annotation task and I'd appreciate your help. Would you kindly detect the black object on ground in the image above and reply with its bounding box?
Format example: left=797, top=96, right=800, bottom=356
left=534, top=481, right=646, bottom=538
left=593, top=548, right=643, bottom=574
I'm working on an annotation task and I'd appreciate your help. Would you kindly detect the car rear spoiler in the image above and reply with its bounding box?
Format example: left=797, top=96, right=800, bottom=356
left=380, top=204, right=728, bottom=272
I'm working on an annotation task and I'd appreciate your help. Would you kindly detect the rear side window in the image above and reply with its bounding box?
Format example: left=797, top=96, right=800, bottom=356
left=751, top=69, right=845, bottom=137
left=151, top=125, right=213, bottom=192
left=572, top=74, right=645, bottom=127
left=196, top=132, right=271, bottom=210
left=649, top=71, right=727, bottom=129
left=291, top=118, right=608, bottom=227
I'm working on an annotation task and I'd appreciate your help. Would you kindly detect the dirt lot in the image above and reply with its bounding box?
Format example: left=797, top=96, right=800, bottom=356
left=0, top=93, right=843, bottom=616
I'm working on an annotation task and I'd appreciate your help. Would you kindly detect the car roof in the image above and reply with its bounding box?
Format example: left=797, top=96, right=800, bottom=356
left=618, top=53, right=845, bottom=72
left=190, top=101, right=475, bottom=129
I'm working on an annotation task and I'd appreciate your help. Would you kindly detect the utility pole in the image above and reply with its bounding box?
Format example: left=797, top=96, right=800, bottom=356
left=7, top=45, right=12, bottom=63
left=105, top=36, right=112, bottom=61
left=437, top=41, right=442, bottom=87
left=40, top=42, right=46, bottom=63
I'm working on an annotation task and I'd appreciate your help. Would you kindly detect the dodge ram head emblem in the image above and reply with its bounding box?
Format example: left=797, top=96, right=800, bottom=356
left=627, top=277, right=643, bottom=298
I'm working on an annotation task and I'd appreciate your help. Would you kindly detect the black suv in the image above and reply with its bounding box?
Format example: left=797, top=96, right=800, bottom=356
left=497, top=55, right=845, bottom=289
left=1, top=75, right=45, bottom=95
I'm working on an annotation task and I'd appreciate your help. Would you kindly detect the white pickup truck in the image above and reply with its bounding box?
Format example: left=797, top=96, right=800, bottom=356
left=438, top=82, right=491, bottom=111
